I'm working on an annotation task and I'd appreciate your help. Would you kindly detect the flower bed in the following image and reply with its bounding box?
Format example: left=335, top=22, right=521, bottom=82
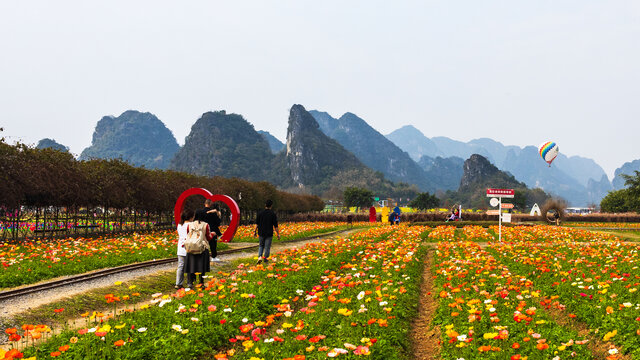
left=489, top=240, right=640, bottom=359
left=8, top=225, right=428, bottom=359
left=227, top=222, right=362, bottom=243
left=0, top=231, right=183, bottom=289
left=433, top=241, right=593, bottom=360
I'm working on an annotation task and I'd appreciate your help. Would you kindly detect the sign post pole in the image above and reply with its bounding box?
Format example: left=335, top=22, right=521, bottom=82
left=498, top=197, right=502, bottom=242
left=486, top=188, right=514, bottom=242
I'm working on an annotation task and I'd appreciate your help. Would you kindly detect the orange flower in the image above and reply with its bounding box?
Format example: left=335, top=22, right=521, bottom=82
left=59, top=345, right=70, bottom=352
left=114, top=339, right=125, bottom=346
left=536, top=343, right=549, bottom=350
left=51, top=351, right=62, bottom=357
left=511, top=342, right=520, bottom=349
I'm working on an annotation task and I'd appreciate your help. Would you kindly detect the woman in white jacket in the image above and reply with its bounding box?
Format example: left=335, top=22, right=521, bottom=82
left=175, top=208, right=194, bottom=289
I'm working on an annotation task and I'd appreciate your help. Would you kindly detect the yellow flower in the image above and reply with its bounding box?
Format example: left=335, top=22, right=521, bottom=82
left=128, top=285, right=137, bottom=290
left=338, top=308, right=353, bottom=316
left=483, top=332, right=499, bottom=340
left=114, top=281, right=122, bottom=286
left=282, top=322, right=293, bottom=328
left=603, top=330, right=617, bottom=341
left=115, top=323, right=126, bottom=329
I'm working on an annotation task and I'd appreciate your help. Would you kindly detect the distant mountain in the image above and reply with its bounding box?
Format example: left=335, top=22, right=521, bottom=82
left=430, top=137, right=494, bottom=163
left=170, top=111, right=274, bottom=181
left=36, top=138, right=68, bottom=152
left=587, top=175, right=613, bottom=206
left=502, top=146, right=591, bottom=205
left=453, top=154, right=550, bottom=209
left=385, top=125, right=440, bottom=160
left=310, top=110, right=435, bottom=192
left=553, top=155, right=607, bottom=188
left=284, top=105, right=365, bottom=190
left=281, top=105, right=419, bottom=198
left=418, top=155, right=465, bottom=191
left=386, top=125, right=610, bottom=206
left=80, top=110, right=179, bottom=169
left=258, top=130, right=285, bottom=154
left=612, top=160, right=640, bottom=190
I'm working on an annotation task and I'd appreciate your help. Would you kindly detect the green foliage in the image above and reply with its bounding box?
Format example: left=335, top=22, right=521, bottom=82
left=343, top=187, right=374, bottom=209
left=0, top=142, right=324, bottom=213
left=409, top=192, right=440, bottom=210
left=600, top=189, right=630, bottom=213
left=600, top=171, right=640, bottom=213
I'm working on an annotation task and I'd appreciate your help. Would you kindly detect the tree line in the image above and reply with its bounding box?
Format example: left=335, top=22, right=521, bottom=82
left=0, top=140, right=324, bottom=213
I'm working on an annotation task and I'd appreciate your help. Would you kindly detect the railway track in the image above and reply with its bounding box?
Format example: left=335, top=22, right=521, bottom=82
left=0, top=228, right=352, bottom=302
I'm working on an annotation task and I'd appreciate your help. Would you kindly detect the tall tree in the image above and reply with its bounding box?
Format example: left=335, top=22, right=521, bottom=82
left=343, top=187, right=374, bottom=210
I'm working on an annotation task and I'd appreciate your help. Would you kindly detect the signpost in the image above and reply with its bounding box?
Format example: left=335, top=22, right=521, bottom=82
left=501, top=203, right=514, bottom=209
left=487, top=188, right=514, bottom=242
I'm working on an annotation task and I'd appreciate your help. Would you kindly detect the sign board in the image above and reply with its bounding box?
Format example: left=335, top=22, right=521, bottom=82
left=489, top=197, right=499, bottom=207
left=530, top=203, right=541, bottom=216
left=486, top=188, right=514, bottom=198
left=486, top=210, right=500, bottom=215
left=501, top=203, right=514, bottom=209
left=502, top=213, right=512, bottom=223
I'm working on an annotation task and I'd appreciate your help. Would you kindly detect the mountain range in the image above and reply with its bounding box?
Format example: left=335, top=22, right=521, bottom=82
left=51, top=107, right=638, bottom=207
left=385, top=125, right=613, bottom=206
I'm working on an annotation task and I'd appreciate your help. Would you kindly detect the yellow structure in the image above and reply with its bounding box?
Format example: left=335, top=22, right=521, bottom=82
left=381, top=207, right=389, bottom=222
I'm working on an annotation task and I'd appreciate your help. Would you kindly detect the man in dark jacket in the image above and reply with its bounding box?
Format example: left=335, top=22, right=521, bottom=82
left=196, top=199, right=222, bottom=262
left=254, top=199, right=279, bottom=264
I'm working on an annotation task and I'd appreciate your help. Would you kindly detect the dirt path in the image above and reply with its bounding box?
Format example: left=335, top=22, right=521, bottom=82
left=410, top=248, right=441, bottom=360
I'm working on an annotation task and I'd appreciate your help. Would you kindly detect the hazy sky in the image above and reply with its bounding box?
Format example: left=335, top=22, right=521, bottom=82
left=1, top=1, right=638, bottom=179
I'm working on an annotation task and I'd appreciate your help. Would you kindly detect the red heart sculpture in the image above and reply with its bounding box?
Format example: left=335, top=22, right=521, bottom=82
left=174, top=188, right=240, bottom=243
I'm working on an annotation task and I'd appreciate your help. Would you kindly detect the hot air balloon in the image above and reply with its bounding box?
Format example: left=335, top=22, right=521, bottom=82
left=539, top=141, right=559, bottom=166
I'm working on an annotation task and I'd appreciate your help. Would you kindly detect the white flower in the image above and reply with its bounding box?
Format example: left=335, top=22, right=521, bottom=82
left=296, top=289, right=304, bottom=295
left=171, top=324, right=182, bottom=332
left=357, top=291, right=365, bottom=300
left=191, top=318, right=199, bottom=322
left=609, top=348, right=618, bottom=355
left=223, top=308, right=233, bottom=313
left=457, top=335, right=467, bottom=341
left=137, top=327, right=147, bottom=332
left=379, top=301, right=388, bottom=306
left=242, top=318, right=248, bottom=323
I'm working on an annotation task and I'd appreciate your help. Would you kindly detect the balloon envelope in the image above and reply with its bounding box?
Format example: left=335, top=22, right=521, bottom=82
left=539, top=141, right=559, bottom=165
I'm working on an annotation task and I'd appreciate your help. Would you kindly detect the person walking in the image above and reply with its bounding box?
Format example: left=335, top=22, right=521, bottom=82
left=184, top=214, right=214, bottom=288
left=254, top=199, right=279, bottom=264
left=196, top=199, right=222, bottom=262
left=175, top=208, right=193, bottom=289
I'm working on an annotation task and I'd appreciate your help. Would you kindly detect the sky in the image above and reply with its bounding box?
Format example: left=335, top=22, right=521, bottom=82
left=1, top=1, right=638, bottom=179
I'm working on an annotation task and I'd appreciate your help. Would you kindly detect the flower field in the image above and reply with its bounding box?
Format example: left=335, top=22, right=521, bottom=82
left=0, top=223, right=353, bottom=289
left=5, top=225, right=430, bottom=359
left=3, top=223, right=640, bottom=359
left=0, top=231, right=179, bottom=289
left=227, top=222, right=362, bottom=243
left=433, top=225, right=640, bottom=360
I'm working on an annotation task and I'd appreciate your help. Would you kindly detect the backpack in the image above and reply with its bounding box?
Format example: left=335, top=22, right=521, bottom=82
left=184, top=221, right=210, bottom=254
